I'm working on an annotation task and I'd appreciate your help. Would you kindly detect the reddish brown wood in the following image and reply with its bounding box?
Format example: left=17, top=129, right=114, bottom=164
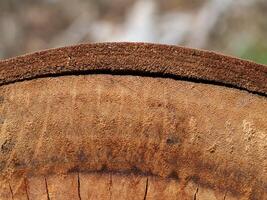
left=0, top=43, right=266, bottom=199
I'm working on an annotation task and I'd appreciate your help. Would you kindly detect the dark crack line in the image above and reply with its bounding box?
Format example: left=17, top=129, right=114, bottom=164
left=143, top=178, right=149, bottom=200
left=193, top=186, right=199, bottom=200
left=8, top=182, right=14, bottom=200
left=1, top=69, right=266, bottom=98
left=44, top=177, right=50, bottom=200
left=223, top=191, right=228, bottom=200
left=77, top=172, right=82, bottom=200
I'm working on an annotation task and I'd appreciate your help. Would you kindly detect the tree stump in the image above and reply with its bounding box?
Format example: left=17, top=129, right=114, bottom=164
left=0, top=43, right=266, bottom=199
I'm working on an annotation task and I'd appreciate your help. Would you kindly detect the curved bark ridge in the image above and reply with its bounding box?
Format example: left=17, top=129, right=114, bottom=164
left=0, top=43, right=266, bottom=96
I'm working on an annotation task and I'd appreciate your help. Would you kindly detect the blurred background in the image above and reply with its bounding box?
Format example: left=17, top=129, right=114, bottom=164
left=0, top=0, right=267, bottom=64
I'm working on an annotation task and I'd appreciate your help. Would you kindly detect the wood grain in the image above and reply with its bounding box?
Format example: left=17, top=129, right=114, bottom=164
left=0, top=43, right=266, bottom=199
left=0, top=75, right=266, bottom=199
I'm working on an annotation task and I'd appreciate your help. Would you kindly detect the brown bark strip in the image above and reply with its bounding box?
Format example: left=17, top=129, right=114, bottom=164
left=0, top=43, right=266, bottom=96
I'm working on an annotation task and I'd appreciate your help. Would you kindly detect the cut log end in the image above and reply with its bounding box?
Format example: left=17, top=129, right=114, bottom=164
left=0, top=43, right=266, bottom=199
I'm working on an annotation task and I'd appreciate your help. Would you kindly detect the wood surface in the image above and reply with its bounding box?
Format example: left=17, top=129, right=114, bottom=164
left=0, top=43, right=266, bottom=96
left=0, top=43, right=266, bottom=199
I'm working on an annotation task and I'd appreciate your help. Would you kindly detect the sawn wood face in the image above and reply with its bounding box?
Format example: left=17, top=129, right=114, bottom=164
left=0, top=43, right=266, bottom=199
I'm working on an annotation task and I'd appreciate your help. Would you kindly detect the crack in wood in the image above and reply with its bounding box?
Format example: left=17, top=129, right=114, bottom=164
left=193, top=186, right=199, bottom=200
left=44, top=177, right=50, bottom=200
left=77, top=173, right=82, bottom=200
left=223, top=191, right=228, bottom=200
left=143, top=177, right=149, bottom=200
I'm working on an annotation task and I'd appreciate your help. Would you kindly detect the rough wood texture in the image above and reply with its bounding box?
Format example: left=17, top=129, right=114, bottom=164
left=0, top=172, right=238, bottom=200
left=0, top=43, right=266, bottom=96
left=0, top=43, right=266, bottom=199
